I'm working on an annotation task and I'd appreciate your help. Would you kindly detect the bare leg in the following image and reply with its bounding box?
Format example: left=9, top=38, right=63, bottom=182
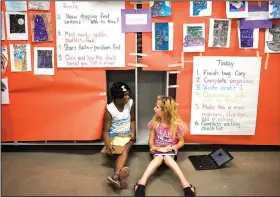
left=163, top=155, right=194, bottom=192
left=115, top=141, right=133, bottom=172
left=138, top=155, right=164, bottom=186
left=114, top=141, right=133, bottom=188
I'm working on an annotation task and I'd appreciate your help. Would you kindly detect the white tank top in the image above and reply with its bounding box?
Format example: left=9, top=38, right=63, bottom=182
left=107, top=99, right=133, bottom=137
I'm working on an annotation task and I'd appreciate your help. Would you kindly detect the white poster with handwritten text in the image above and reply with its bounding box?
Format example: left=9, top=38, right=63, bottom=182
left=190, top=56, right=261, bottom=135
left=55, top=1, right=125, bottom=68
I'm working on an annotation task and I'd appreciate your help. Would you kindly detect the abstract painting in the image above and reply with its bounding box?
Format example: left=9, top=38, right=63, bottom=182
left=183, top=24, right=205, bottom=52
left=31, top=13, right=52, bottom=42
left=6, top=12, right=28, bottom=40
left=190, top=1, right=212, bottom=17
left=152, top=22, right=174, bottom=51
left=28, top=1, right=50, bottom=10
left=1, top=12, right=5, bottom=40
left=10, top=44, right=31, bottom=72
left=34, top=47, right=54, bottom=75
left=208, top=19, right=231, bottom=48
left=1, top=78, right=10, bottom=105
left=265, top=24, right=280, bottom=53
left=150, top=1, right=171, bottom=17
left=226, top=0, right=248, bottom=18
left=1, top=47, right=8, bottom=74
left=268, top=1, right=280, bottom=19
left=238, top=22, right=259, bottom=49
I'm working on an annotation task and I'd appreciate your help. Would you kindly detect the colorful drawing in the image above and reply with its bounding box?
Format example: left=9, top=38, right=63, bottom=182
left=31, top=13, right=52, bottom=42
left=13, top=45, right=28, bottom=71
left=213, top=20, right=230, bottom=47
left=150, top=1, right=171, bottom=17
left=155, top=23, right=169, bottom=50
left=269, top=1, right=280, bottom=19
left=1, top=47, right=8, bottom=74
left=28, top=1, right=50, bottom=10
left=265, top=24, right=280, bottom=53
left=240, top=29, right=254, bottom=48
left=238, top=23, right=259, bottom=49
left=193, top=1, right=207, bottom=16
left=229, top=1, right=246, bottom=12
left=9, top=13, right=26, bottom=34
left=37, top=50, right=53, bottom=68
left=190, top=1, right=212, bottom=17
left=184, top=26, right=204, bottom=47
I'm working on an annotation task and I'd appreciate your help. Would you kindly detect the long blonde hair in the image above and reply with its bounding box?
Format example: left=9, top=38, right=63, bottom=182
left=150, top=95, right=185, bottom=137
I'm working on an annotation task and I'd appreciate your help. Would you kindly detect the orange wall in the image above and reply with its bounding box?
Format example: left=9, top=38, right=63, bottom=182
left=1, top=1, right=136, bottom=141
left=1, top=2, right=279, bottom=145
left=141, top=2, right=280, bottom=145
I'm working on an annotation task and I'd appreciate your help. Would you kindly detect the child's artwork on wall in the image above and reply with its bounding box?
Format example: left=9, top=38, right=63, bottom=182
left=152, top=22, right=174, bottom=51
left=268, top=1, right=280, bottom=19
left=1, top=78, right=10, bottom=105
left=183, top=24, right=205, bottom=52
left=28, top=1, right=50, bottom=10
left=34, top=47, right=54, bottom=75
left=5, top=1, right=27, bottom=12
left=190, top=1, right=212, bottom=17
left=31, top=13, right=52, bottom=42
left=10, top=44, right=31, bottom=72
left=1, top=47, right=8, bottom=74
left=1, top=12, right=5, bottom=40
left=240, top=4, right=272, bottom=29
left=150, top=1, right=171, bottom=17
left=238, top=22, right=259, bottom=49
left=226, top=0, right=248, bottom=18
left=265, top=24, right=280, bottom=53
left=208, top=19, right=231, bottom=48
left=6, top=12, right=28, bottom=40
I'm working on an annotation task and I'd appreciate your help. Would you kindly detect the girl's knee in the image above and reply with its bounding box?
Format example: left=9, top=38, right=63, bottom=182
left=122, top=142, right=133, bottom=154
left=153, top=155, right=164, bottom=165
left=163, top=155, right=175, bottom=166
left=121, top=149, right=130, bottom=157
left=154, top=155, right=164, bottom=161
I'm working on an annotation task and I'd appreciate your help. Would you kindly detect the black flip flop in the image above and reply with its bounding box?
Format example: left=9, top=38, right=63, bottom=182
left=134, top=182, right=145, bottom=197
left=183, top=184, right=196, bottom=197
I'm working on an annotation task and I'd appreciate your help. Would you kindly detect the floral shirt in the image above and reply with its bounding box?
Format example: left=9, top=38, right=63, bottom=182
left=148, top=121, right=185, bottom=147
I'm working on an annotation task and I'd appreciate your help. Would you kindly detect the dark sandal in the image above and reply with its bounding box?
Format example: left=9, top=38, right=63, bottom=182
left=107, top=173, right=121, bottom=189
left=119, top=167, right=130, bottom=189
left=183, top=184, right=196, bottom=197
left=134, top=182, right=145, bottom=197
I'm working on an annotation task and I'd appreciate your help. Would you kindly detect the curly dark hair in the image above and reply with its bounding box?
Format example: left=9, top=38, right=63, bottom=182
left=110, top=82, right=131, bottom=100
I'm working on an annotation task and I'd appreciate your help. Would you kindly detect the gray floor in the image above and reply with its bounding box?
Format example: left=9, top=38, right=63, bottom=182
left=2, top=150, right=280, bottom=196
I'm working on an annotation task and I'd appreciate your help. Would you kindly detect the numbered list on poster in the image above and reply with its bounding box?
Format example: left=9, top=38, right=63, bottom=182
left=191, top=57, right=261, bottom=135
left=55, top=1, right=125, bottom=68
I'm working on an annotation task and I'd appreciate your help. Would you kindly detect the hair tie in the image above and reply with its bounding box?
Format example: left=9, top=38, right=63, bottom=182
left=121, top=85, right=127, bottom=92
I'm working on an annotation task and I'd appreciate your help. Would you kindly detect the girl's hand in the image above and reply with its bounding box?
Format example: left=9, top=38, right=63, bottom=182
left=105, top=143, right=115, bottom=155
left=150, top=146, right=156, bottom=153
left=166, top=145, right=172, bottom=151
left=128, top=132, right=135, bottom=140
left=166, top=145, right=178, bottom=154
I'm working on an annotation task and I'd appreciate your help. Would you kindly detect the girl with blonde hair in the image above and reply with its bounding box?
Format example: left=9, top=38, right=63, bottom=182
left=134, top=95, right=195, bottom=197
